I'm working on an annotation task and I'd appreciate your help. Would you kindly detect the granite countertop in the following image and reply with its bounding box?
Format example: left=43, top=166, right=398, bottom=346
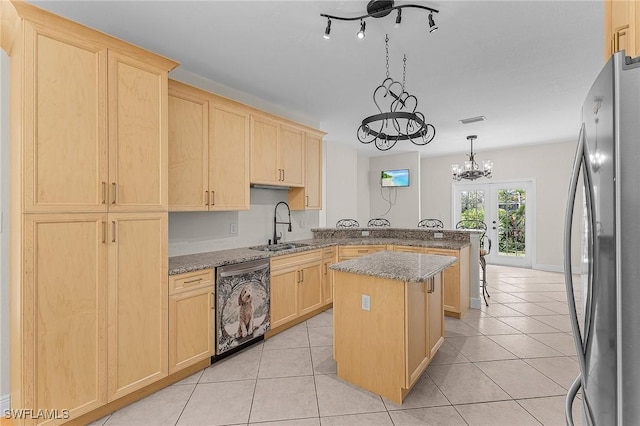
left=168, top=237, right=469, bottom=275
left=329, top=250, right=457, bottom=283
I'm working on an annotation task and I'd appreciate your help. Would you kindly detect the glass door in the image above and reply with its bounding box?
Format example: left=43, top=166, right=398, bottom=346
left=454, top=180, right=534, bottom=267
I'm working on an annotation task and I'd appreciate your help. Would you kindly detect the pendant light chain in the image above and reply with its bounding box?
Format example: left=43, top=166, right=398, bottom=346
left=402, top=54, right=407, bottom=91
left=385, top=34, right=390, bottom=78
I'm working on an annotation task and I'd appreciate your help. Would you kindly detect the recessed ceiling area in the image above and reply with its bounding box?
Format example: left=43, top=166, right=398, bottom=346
left=29, top=0, right=604, bottom=158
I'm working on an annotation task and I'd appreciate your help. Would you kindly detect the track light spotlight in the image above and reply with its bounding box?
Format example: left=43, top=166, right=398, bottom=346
left=320, top=1, right=440, bottom=38
left=428, top=12, right=438, bottom=32
left=357, top=20, right=366, bottom=39
left=323, top=18, right=331, bottom=39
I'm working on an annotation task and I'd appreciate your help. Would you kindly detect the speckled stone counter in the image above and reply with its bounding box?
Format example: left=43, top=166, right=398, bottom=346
left=168, top=232, right=471, bottom=275
left=329, top=250, right=456, bottom=282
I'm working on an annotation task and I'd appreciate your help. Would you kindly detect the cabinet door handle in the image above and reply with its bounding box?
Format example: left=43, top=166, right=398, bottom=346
left=101, top=182, right=107, bottom=204
left=211, top=292, right=215, bottom=310
left=102, top=221, right=107, bottom=244
left=324, top=263, right=328, bottom=275
left=205, top=191, right=209, bottom=206
left=111, top=182, right=117, bottom=204
left=282, top=169, right=285, bottom=181
left=111, top=220, right=117, bottom=243
left=211, top=190, right=215, bottom=206
left=305, top=195, right=309, bottom=206
left=277, top=169, right=281, bottom=181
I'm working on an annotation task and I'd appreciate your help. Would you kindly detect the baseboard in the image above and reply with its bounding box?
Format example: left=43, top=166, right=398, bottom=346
left=470, top=297, right=482, bottom=310
left=0, top=394, right=9, bottom=413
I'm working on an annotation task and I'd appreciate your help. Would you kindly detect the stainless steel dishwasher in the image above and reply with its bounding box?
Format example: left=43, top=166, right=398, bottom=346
left=215, top=258, right=270, bottom=361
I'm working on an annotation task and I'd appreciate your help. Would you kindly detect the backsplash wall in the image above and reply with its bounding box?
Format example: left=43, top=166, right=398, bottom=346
left=168, top=188, right=319, bottom=256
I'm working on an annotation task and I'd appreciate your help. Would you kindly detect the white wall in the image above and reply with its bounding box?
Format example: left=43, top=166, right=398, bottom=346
left=369, top=152, right=421, bottom=228
left=169, top=188, right=318, bottom=256
left=356, top=153, right=370, bottom=225
left=421, top=141, right=582, bottom=270
left=1, top=50, right=10, bottom=411
left=324, top=142, right=359, bottom=227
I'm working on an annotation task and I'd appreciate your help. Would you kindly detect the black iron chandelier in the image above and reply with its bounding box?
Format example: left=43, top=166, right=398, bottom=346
left=451, top=135, right=493, bottom=181
left=321, top=0, right=439, bottom=40
left=356, top=35, right=435, bottom=151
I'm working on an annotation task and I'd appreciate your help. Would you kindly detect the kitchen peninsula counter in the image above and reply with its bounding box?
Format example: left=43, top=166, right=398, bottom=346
left=330, top=251, right=456, bottom=404
left=168, top=229, right=471, bottom=275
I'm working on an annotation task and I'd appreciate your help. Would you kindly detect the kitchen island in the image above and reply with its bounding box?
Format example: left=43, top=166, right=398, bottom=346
left=330, top=250, right=456, bottom=404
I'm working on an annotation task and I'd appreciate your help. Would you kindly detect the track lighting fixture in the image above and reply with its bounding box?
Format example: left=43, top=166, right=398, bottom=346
left=357, top=20, right=366, bottom=39
left=323, top=18, right=331, bottom=39
left=321, top=0, right=439, bottom=39
left=428, top=12, right=438, bottom=33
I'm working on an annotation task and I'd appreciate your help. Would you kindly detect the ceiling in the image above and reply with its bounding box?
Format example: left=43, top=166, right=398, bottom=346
left=29, top=0, right=604, bottom=158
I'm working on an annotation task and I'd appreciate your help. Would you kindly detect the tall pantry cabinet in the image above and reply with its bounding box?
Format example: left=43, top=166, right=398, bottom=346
left=3, top=1, right=178, bottom=423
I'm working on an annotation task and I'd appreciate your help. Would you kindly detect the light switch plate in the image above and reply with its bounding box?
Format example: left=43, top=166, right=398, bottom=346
left=361, top=294, right=371, bottom=311
left=230, top=224, right=237, bottom=234
left=434, top=232, right=444, bottom=239
left=361, top=230, right=370, bottom=236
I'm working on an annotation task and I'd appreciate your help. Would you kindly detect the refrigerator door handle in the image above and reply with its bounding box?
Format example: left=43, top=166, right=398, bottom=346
left=564, top=123, right=596, bottom=426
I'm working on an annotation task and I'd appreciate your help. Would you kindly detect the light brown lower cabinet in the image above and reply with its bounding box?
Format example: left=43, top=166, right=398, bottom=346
left=20, top=212, right=168, bottom=423
left=424, top=247, right=470, bottom=318
left=269, top=250, right=325, bottom=331
left=321, top=247, right=336, bottom=306
left=168, top=269, right=215, bottom=374
left=333, top=270, right=444, bottom=404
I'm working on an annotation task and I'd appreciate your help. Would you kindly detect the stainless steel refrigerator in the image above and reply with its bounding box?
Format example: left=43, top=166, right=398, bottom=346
left=564, top=51, right=640, bottom=426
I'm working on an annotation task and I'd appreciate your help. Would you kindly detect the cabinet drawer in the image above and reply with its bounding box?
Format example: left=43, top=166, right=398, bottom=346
left=338, top=245, right=387, bottom=260
left=425, top=248, right=459, bottom=263
left=322, top=246, right=337, bottom=259
left=393, top=245, right=425, bottom=253
left=169, top=269, right=214, bottom=294
left=271, top=249, right=322, bottom=271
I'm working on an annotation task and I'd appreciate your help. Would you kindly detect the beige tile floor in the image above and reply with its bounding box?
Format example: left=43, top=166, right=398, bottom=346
left=91, top=265, right=586, bottom=426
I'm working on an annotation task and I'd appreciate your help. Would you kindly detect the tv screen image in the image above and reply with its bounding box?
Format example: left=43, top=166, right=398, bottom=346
left=381, top=169, right=410, bottom=187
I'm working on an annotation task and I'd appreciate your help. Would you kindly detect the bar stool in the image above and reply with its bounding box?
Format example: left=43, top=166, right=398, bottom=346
left=455, top=219, right=492, bottom=306
left=417, top=219, right=444, bottom=229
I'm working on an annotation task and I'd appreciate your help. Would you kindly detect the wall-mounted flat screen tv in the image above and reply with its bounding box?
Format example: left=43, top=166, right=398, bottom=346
left=381, top=169, right=410, bottom=187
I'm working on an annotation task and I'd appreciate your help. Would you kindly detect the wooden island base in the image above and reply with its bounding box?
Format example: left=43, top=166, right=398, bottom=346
left=333, top=268, right=445, bottom=405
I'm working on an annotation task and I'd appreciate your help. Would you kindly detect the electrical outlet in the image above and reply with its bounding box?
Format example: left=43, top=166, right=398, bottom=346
left=230, top=224, right=237, bottom=234
left=361, top=230, right=370, bottom=237
left=434, top=232, right=444, bottom=239
left=361, top=294, right=371, bottom=311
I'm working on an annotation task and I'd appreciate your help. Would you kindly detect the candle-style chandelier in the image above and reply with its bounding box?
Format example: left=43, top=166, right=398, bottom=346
left=357, top=35, right=436, bottom=151
left=451, top=135, right=493, bottom=181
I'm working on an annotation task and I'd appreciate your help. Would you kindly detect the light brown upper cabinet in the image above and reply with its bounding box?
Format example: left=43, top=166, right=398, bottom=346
left=168, top=80, right=250, bottom=211
left=20, top=21, right=170, bottom=213
left=289, top=131, right=324, bottom=210
left=250, top=114, right=305, bottom=187
left=605, top=0, right=640, bottom=59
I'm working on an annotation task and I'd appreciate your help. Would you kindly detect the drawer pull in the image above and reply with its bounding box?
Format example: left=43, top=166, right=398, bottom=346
left=184, top=278, right=203, bottom=284
left=357, top=249, right=368, bottom=253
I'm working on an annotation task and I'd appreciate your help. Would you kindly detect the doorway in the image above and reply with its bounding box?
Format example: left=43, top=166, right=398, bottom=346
left=453, top=180, right=535, bottom=267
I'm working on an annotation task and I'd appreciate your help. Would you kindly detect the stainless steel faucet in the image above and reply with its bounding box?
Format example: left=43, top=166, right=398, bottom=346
left=272, top=201, right=292, bottom=244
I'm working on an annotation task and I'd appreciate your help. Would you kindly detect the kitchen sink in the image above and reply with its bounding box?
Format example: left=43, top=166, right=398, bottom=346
left=249, top=242, right=310, bottom=252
